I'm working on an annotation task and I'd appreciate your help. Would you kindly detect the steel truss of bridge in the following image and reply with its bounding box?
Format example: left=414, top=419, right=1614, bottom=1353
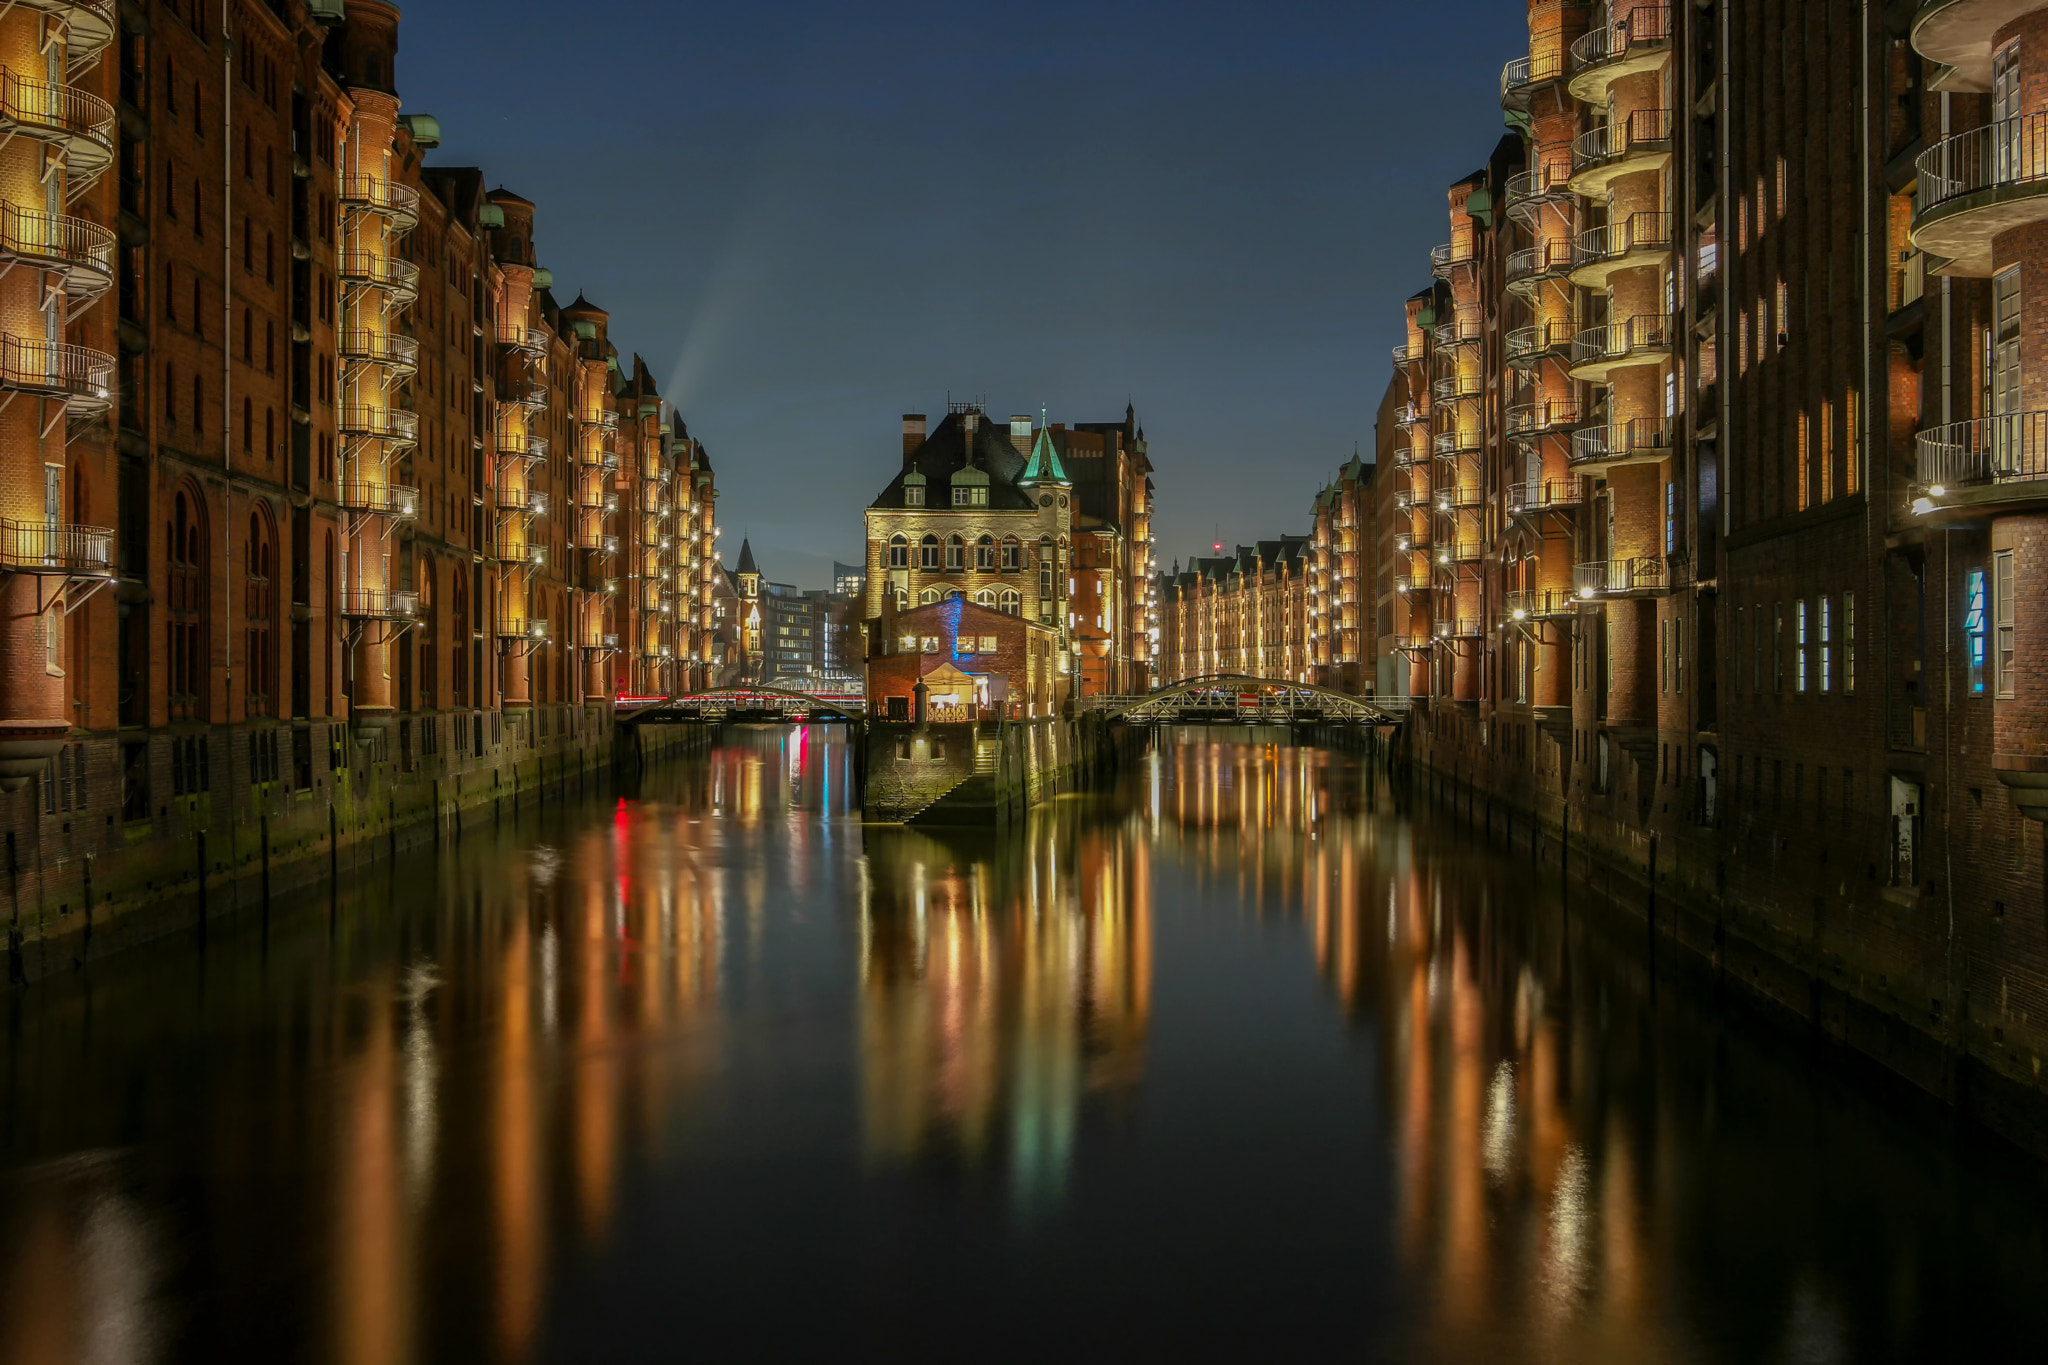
left=1078, top=675, right=1408, bottom=726
left=616, top=687, right=864, bottom=724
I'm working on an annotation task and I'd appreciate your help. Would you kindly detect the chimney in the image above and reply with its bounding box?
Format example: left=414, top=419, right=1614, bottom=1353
left=1009, top=414, right=1032, bottom=455
left=902, top=413, right=926, bottom=464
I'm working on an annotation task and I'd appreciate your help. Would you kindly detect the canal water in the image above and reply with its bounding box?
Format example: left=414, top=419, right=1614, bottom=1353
left=0, top=726, right=2043, bottom=1362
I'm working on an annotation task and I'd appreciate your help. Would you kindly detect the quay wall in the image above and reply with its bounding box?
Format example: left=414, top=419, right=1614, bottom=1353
left=859, top=715, right=1118, bottom=825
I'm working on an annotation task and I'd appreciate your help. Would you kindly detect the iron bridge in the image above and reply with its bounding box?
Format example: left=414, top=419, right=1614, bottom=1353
left=1078, top=675, right=1408, bottom=726
left=616, top=687, right=865, bottom=724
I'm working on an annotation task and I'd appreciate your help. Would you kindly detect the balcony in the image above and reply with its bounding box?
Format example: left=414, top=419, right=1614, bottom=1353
left=1505, top=399, right=1582, bottom=441
left=1392, top=342, right=1419, bottom=367
left=579, top=444, right=621, bottom=472
left=1570, top=211, right=1673, bottom=288
left=1433, top=426, right=1480, bottom=457
left=588, top=409, right=621, bottom=432
left=1506, top=478, right=1585, bottom=516
left=0, top=66, right=114, bottom=186
left=1503, top=588, right=1580, bottom=621
left=337, top=251, right=420, bottom=303
left=1910, top=0, right=2025, bottom=93
left=0, top=518, right=112, bottom=578
left=496, top=616, right=551, bottom=642
left=1393, top=632, right=1434, bottom=655
left=495, top=321, right=550, bottom=354
left=1913, top=114, right=2048, bottom=276
left=339, top=329, right=420, bottom=375
left=1394, top=401, right=1427, bottom=429
left=1440, top=616, right=1484, bottom=638
left=1500, top=47, right=1568, bottom=110
left=1568, top=5, right=1673, bottom=102
left=0, top=333, right=113, bottom=415
left=1568, top=107, right=1673, bottom=196
left=339, top=173, right=421, bottom=232
left=338, top=404, right=419, bottom=446
left=1573, top=556, right=1667, bottom=599
left=338, top=482, right=420, bottom=519
left=582, top=633, right=621, bottom=654
left=1504, top=320, right=1574, bottom=368
left=339, top=588, right=418, bottom=621
left=492, top=541, right=546, bottom=570
left=1430, top=240, right=1475, bottom=281
left=1570, top=416, right=1674, bottom=473
left=1432, top=371, right=1483, bottom=403
left=1568, top=312, right=1673, bottom=381
left=1506, top=238, right=1575, bottom=292
left=494, top=487, right=547, bottom=517
left=512, top=380, right=548, bottom=410
left=1913, top=412, right=2048, bottom=517
left=496, top=430, right=548, bottom=463
left=1504, top=163, right=1575, bottom=224
left=0, top=203, right=112, bottom=303
left=1433, top=315, right=1482, bottom=350
left=18, top=2, right=116, bottom=71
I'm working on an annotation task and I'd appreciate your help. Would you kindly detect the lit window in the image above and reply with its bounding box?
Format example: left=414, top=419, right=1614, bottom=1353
left=1966, top=570, right=1988, bottom=695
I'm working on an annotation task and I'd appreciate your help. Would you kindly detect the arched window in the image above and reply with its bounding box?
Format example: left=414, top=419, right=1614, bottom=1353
left=919, top=534, right=940, bottom=570
left=975, top=589, right=996, bottom=608
left=975, top=535, right=995, bottom=570
left=999, top=589, right=1021, bottom=616
left=919, top=587, right=939, bottom=605
left=888, top=533, right=908, bottom=569
left=946, top=534, right=965, bottom=571
left=1001, top=537, right=1020, bottom=571
left=244, top=510, right=274, bottom=715
left=169, top=489, right=207, bottom=720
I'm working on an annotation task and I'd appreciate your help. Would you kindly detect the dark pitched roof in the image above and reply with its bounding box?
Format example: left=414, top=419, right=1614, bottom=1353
left=869, top=410, right=1040, bottom=511
left=563, top=293, right=605, bottom=316
left=735, top=538, right=759, bottom=575
left=488, top=185, right=534, bottom=206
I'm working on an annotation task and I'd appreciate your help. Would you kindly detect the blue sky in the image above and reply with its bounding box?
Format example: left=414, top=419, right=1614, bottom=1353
left=398, top=0, right=1526, bottom=588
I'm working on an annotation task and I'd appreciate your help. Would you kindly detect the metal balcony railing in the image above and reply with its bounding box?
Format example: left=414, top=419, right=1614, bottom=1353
left=579, top=445, right=621, bottom=471
left=1430, top=240, right=1475, bottom=280
left=338, top=482, right=419, bottom=518
left=0, top=66, right=114, bottom=171
left=1392, top=343, right=1418, bottom=366
left=339, top=173, right=421, bottom=229
left=339, top=588, right=418, bottom=620
left=513, top=381, right=548, bottom=410
left=1505, top=399, right=1582, bottom=438
left=1506, top=478, right=1585, bottom=514
left=24, top=2, right=116, bottom=72
left=497, top=430, right=547, bottom=463
left=1394, top=401, right=1426, bottom=428
left=0, top=202, right=113, bottom=291
left=491, top=541, right=546, bottom=568
left=1916, top=412, right=2048, bottom=490
left=1506, top=238, right=1575, bottom=286
left=1433, top=315, right=1482, bottom=349
left=1570, top=5, right=1672, bottom=75
left=1570, top=416, right=1674, bottom=465
left=494, top=487, right=547, bottom=517
left=1433, top=428, right=1479, bottom=457
left=0, top=519, right=112, bottom=576
left=0, top=333, right=114, bottom=411
left=1573, top=556, right=1666, bottom=596
left=1504, top=320, right=1574, bottom=366
left=1918, top=113, right=2048, bottom=216
left=1504, top=162, right=1574, bottom=215
left=1571, top=108, right=1673, bottom=175
left=339, top=330, right=420, bottom=373
left=588, top=409, right=620, bottom=432
left=494, top=321, right=551, bottom=353
left=1574, top=212, right=1673, bottom=269
left=337, top=251, right=420, bottom=300
left=1504, top=588, right=1580, bottom=620
left=338, top=405, right=419, bottom=444
left=496, top=617, right=551, bottom=641
left=1432, top=371, right=1483, bottom=403
left=1499, top=47, right=1567, bottom=104
left=1570, top=312, right=1674, bottom=368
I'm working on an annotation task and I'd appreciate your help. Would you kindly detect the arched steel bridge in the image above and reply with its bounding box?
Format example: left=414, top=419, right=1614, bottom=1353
left=1079, top=676, right=1408, bottom=726
left=616, top=686, right=865, bottom=724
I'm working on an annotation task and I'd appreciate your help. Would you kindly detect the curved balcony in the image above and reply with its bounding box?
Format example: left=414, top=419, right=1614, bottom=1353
left=1433, top=425, right=1480, bottom=457
left=0, top=518, right=112, bottom=578
left=339, top=173, right=421, bottom=233
left=0, top=204, right=112, bottom=302
left=0, top=333, right=113, bottom=415
left=338, top=404, right=420, bottom=447
left=1507, top=478, right=1586, bottom=516
left=1569, top=211, right=1672, bottom=288
left=1573, top=556, right=1667, bottom=599
left=1912, top=114, right=2048, bottom=276
left=1504, top=320, right=1574, bottom=368
left=1568, top=312, right=1673, bottom=381
left=339, top=588, right=418, bottom=621
left=1433, top=482, right=1484, bottom=512
left=1433, top=316, right=1482, bottom=350
left=588, top=409, right=621, bottom=432
left=495, top=322, right=550, bottom=354
left=492, top=541, right=547, bottom=570
left=496, top=430, right=547, bottom=463
left=1568, top=5, right=1673, bottom=102
left=1913, top=411, right=2048, bottom=516
left=494, top=486, right=548, bottom=518
left=1569, top=416, right=1674, bottom=474
left=0, top=67, right=113, bottom=186
left=1500, top=47, right=1568, bottom=111
left=1504, top=162, right=1576, bottom=226
left=337, top=251, right=420, bottom=304
left=1430, top=241, right=1476, bottom=282
left=496, top=616, right=551, bottom=642
left=1392, top=342, right=1420, bottom=367
left=578, top=444, right=621, bottom=472
left=339, top=482, right=419, bottom=519
left=1504, top=588, right=1580, bottom=621
left=338, top=329, right=419, bottom=375
left=1506, top=238, right=1575, bottom=292
left=17, top=2, right=116, bottom=71
left=1432, top=371, right=1483, bottom=403
left=1505, top=399, right=1583, bottom=441
left=1568, top=107, right=1673, bottom=197
left=1394, top=401, right=1427, bottom=430
left=1910, top=0, right=2029, bottom=93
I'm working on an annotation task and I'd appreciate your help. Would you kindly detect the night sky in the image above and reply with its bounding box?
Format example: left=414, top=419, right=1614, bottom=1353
left=399, top=0, right=1526, bottom=588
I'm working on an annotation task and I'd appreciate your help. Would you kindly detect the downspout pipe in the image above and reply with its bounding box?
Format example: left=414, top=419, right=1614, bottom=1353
left=223, top=0, right=234, bottom=719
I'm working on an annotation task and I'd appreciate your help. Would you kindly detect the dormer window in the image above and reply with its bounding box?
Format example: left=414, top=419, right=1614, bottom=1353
left=905, top=485, right=924, bottom=506
left=952, top=485, right=987, bottom=507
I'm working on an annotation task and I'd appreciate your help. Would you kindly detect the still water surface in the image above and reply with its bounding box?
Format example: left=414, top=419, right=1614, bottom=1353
left=1, top=727, right=2044, bottom=1362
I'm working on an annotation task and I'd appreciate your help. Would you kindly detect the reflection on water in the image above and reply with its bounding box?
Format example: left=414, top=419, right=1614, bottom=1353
left=0, top=725, right=2043, bottom=1361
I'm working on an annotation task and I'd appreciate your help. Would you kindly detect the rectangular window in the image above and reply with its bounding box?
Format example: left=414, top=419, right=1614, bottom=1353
left=904, top=486, right=923, bottom=507
left=1796, top=600, right=1809, bottom=692
left=1965, top=569, right=1989, bottom=694
left=1844, top=591, right=1856, bottom=693
left=1773, top=603, right=1783, bottom=692
left=1665, top=481, right=1676, bottom=554
left=1797, top=411, right=1810, bottom=511
left=1994, top=549, right=2016, bottom=698
left=1845, top=388, right=1860, bottom=495
left=1820, top=596, right=1833, bottom=692
left=1675, top=619, right=1684, bottom=693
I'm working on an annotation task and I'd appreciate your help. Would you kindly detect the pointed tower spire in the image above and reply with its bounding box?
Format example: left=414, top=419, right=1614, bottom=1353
left=1020, top=420, right=1069, bottom=485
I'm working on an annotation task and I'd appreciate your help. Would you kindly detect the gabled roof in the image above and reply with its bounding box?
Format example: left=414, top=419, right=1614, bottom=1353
left=869, top=410, right=1040, bottom=511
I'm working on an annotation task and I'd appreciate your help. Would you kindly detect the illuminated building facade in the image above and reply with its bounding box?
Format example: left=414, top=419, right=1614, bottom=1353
left=1155, top=537, right=1314, bottom=685
left=0, top=0, right=715, bottom=956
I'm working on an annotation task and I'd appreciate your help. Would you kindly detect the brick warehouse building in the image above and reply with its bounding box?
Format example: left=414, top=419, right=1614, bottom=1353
left=1143, top=0, right=2048, bottom=1148
left=1, top=0, right=724, bottom=963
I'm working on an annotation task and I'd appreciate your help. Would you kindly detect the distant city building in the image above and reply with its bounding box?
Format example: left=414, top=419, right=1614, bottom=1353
left=834, top=562, right=867, bottom=599
left=1156, top=539, right=1313, bottom=685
